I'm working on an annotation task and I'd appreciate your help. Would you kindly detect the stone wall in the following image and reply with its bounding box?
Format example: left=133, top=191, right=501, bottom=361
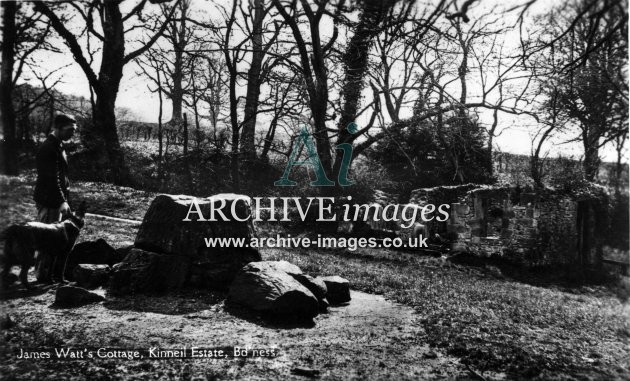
left=407, top=184, right=601, bottom=267
left=405, top=184, right=477, bottom=242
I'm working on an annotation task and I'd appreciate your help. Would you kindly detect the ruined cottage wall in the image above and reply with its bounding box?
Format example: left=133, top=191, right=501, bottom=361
left=409, top=185, right=582, bottom=266
left=406, top=184, right=476, bottom=240
left=528, top=195, right=579, bottom=266
left=447, top=188, right=511, bottom=258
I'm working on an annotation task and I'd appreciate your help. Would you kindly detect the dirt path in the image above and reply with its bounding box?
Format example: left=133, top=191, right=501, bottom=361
left=1, top=286, right=472, bottom=380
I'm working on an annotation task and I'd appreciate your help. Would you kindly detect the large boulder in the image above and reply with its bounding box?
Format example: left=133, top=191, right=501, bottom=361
left=227, top=262, right=319, bottom=319
left=134, top=194, right=261, bottom=289
left=73, top=264, right=110, bottom=289
left=320, top=276, right=351, bottom=305
left=108, top=248, right=190, bottom=296
left=64, top=239, right=124, bottom=279
left=54, top=286, right=105, bottom=307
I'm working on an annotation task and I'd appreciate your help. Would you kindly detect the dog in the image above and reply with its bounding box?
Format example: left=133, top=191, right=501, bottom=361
left=1, top=201, right=86, bottom=289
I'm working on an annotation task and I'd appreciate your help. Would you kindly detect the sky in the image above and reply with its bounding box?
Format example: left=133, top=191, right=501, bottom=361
left=9, top=0, right=628, bottom=163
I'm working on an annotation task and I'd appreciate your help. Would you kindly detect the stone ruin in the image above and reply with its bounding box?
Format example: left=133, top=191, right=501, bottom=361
left=407, top=183, right=609, bottom=267
left=57, top=194, right=351, bottom=319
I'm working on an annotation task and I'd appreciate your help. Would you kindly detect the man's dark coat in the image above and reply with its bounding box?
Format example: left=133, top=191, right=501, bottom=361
left=34, top=134, right=69, bottom=208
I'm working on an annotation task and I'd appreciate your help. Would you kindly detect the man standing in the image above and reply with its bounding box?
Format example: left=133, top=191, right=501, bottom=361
left=33, top=113, right=77, bottom=283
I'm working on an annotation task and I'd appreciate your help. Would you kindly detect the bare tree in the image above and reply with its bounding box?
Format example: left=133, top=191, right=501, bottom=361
left=532, top=0, right=628, bottom=181
left=332, top=0, right=399, bottom=180
left=33, top=0, right=179, bottom=184
left=259, top=71, right=306, bottom=160
left=272, top=0, right=341, bottom=177
left=136, top=0, right=195, bottom=142
left=217, top=0, right=247, bottom=190
left=354, top=2, right=533, bottom=168
left=201, top=0, right=283, bottom=189
left=1, top=1, right=18, bottom=175
left=514, top=0, right=628, bottom=72
left=198, top=54, right=227, bottom=145
left=164, top=0, right=190, bottom=124
left=1, top=1, right=58, bottom=174
left=240, top=0, right=273, bottom=160
left=529, top=85, right=566, bottom=187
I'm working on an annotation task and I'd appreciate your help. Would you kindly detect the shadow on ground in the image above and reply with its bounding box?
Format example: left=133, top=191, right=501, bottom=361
left=447, top=251, right=629, bottom=301
left=0, top=282, right=55, bottom=301
left=223, top=303, right=316, bottom=329
left=104, top=285, right=318, bottom=329
left=103, top=287, right=225, bottom=315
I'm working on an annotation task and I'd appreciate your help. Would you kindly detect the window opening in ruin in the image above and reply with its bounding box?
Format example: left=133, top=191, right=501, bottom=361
left=486, top=204, right=504, bottom=239
left=474, top=195, right=504, bottom=239
left=576, top=201, right=590, bottom=268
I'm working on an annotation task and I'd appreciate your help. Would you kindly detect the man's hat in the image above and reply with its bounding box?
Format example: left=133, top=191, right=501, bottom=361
left=53, top=113, right=76, bottom=128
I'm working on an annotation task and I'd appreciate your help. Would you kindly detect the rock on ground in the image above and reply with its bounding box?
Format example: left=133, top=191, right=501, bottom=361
left=320, top=276, right=351, bottom=305
left=108, top=248, right=190, bottom=296
left=54, top=286, right=105, bottom=307
left=134, top=194, right=261, bottom=289
left=73, top=264, right=110, bottom=289
left=65, top=239, right=124, bottom=279
left=227, top=261, right=319, bottom=319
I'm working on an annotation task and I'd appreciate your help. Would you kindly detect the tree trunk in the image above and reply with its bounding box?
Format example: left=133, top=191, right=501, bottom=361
left=193, top=97, right=201, bottom=151
left=271, top=0, right=335, bottom=181
left=92, top=91, right=129, bottom=184
left=333, top=0, right=392, bottom=178
left=310, top=94, right=333, bottom=176
left=183, top=113, right=193, bottom=191
left=487, top=108, right=499, bottom=177
left=227, top=61, right=240, bottom=191
left=435, top=92, right=464, bottom=183
left=157, top=68, right=163, bottom=180
left=171, top=54, right=183, bottom=124
left=223, top=0, right=240, bottom=192
left=20, top=114, right=31, bottom=147
left=169, top=1, right=187, bottom=125
left=47, top=95, right=54, bottom=135
left=91, top=2, right=129, bottom=184
left=191, top=69, right=201, bottom=150
left=530, top=155, right=542, bottom=188
left=261, top=115, right=278, bottom=160
left=614, top=136, right=626, bottom=196
left=240, top=0, right=265, bottom=161
left=531, top=125, right=555, bottom=188
left=583, top=126, right=601, bottom=181
left=583, top=145, right=599, bottom=181
left=231, top=126, right=240, bottom=192
left=183, top=112, right=188, bottom=156
left=228, top=68, right=240, bottom=191
left=1, top=1, right=18, bottom=175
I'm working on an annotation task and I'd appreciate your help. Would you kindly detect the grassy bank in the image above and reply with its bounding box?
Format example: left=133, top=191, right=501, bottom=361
left=263, top=247, right=630, bottom=378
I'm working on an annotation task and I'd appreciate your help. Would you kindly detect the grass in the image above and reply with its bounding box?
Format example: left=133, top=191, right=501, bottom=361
left=1, top=174, right=629, bottom=379
left=264, top=247, right=630, bottom=378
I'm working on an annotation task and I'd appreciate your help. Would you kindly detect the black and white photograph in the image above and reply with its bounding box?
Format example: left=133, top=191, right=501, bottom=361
left=0, top=0, right=628, bottom=379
